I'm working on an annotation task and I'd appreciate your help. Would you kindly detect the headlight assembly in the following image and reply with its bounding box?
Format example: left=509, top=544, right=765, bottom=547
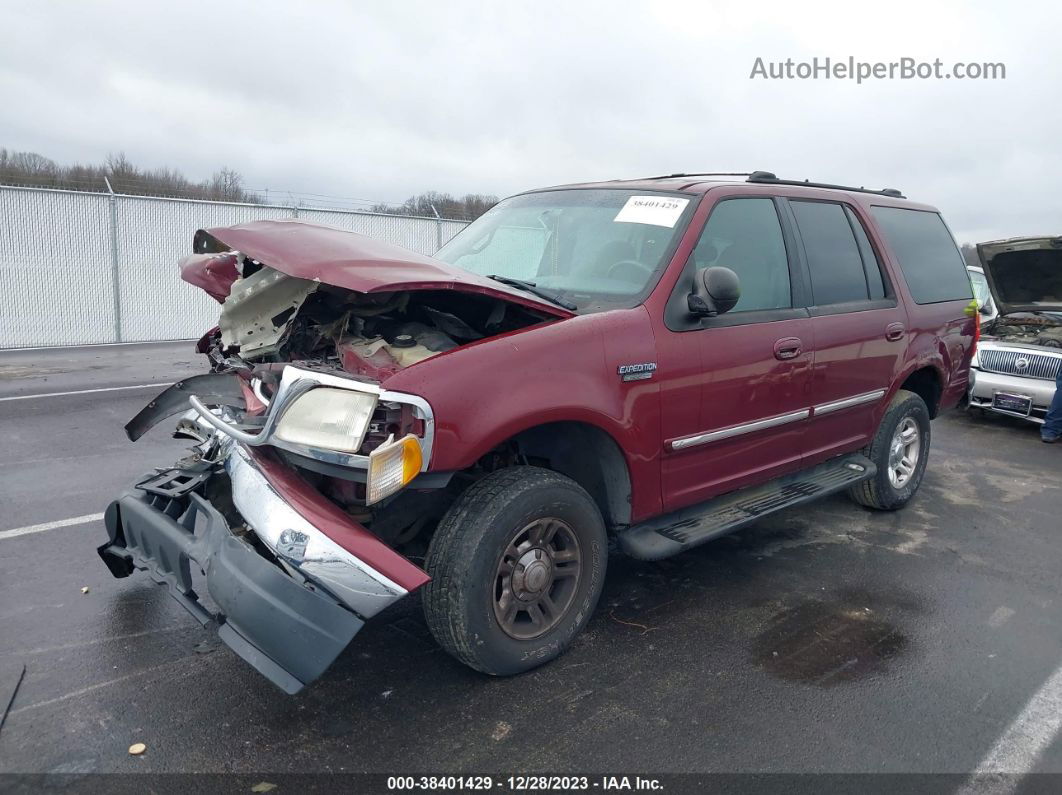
left=273, top=387, right=377, bottom=453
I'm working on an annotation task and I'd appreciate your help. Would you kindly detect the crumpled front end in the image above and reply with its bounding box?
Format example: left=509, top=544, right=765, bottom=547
left=98, top=219, right=568, bottom=692
left=98, top=368, right=433, bottom=694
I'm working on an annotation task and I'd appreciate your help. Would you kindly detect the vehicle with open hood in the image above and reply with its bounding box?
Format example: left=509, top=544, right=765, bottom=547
left=968, top=236, right=1062, bottom=424
left=98, top=172, right=976, bottom=693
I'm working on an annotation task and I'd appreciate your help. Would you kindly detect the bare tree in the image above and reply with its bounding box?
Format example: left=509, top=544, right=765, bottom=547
left=209, top=167, right=245, bottom=202
left=372, top=191, right=499, bottom=220
left=960, top=243, right=981, bottom=270
left=0, top=150, right=60, bottom=186
left=0, top=147, right=490, bottom=218
left=0, top=147, right=253, bottom=202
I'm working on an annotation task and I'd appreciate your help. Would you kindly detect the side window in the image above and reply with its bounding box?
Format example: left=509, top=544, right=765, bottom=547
left=691, top=198, right=791, bottom=312
left=869, top=206, right=973, bottom=304
left=790, top=200, right=870, bottom=305
left=844, top=206, right=887, bottom=300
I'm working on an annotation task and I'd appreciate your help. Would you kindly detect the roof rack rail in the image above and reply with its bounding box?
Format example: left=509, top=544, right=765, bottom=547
left=638, top=171, right=754, bottom=180
left=746, top=171, right=905, bottom=199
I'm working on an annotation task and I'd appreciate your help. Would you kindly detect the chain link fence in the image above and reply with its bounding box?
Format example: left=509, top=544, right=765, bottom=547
left=0, top=185, right=469, bottom=349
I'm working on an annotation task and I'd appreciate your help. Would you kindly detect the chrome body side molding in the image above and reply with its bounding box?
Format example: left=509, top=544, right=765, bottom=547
left=669, top=409, right=811, bottom=451
left=667, top=388, right=887, bottom=453
left=811, top=389, right=887, bottom=417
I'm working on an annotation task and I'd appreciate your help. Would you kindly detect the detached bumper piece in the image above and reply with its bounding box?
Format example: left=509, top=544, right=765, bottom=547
left=99, top=478, right=363, bottom=695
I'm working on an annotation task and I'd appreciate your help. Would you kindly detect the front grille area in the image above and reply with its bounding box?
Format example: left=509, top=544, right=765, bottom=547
left=980, top=348, right=1062, bottom=381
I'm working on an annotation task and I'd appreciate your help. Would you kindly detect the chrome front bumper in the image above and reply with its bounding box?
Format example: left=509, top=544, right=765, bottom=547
left=968, top=368, right=1056, bottom=424
left=224, top=444, right=406, bottom=618
left=98, top=439, right=429, bottom=693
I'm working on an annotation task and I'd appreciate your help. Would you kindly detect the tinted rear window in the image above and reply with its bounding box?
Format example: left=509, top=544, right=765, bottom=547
left=870, top=207, right=972, bottom=304
left=791, top=200, right=869, bottom=305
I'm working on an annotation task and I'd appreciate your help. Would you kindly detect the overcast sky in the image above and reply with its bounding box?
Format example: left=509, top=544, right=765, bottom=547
left=2, top=0, right=1059, bottom=242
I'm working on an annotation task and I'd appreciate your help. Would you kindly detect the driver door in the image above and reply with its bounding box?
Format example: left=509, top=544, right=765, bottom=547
left=656, top=196, right=814, bottom=511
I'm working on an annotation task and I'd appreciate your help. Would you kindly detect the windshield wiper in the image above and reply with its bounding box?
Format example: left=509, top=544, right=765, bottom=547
left=486, top=275, right=577, bottom=311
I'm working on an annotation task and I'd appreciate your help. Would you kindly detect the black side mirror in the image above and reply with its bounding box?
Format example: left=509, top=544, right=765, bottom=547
left=688, top=266, right=741, bottom=317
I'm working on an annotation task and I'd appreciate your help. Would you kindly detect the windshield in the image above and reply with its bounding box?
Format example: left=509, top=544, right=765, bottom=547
left=968, top=268, right=995, bottom=312
left=435, top=189, right=695, bottom=313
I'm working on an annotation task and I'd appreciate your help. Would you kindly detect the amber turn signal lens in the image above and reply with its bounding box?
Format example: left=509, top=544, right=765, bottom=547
left=366, top=434, right=423, bottom=504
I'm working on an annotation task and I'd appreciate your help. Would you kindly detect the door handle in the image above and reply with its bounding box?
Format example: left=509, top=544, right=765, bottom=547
left=885, top=323, right=906, bottom=342
left=774, top=337, right=803, bottom=360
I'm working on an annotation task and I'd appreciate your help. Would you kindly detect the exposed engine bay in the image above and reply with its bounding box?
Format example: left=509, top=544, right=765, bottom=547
left=195, top=251, right=552, bottom=380
left=983, top=312, right=1062, bottom=349
left=122, top=232, right=566, bottom=551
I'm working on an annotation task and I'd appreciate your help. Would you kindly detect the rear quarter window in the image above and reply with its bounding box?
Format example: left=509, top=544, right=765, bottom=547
left=869, top=206, right=973, bottom=304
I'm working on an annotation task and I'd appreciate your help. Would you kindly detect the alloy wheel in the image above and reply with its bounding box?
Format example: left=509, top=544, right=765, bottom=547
left=887, top=416, right=922, bottom=488
left=493, top=518, right=582, bottom=639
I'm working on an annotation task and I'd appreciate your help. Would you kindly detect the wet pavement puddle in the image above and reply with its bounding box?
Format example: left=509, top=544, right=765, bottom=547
left=751, top=596, right=908, bottom=686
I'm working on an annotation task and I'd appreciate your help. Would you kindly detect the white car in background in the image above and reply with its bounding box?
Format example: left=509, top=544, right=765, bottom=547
left=967, top=265, right=998, bottom=322
left=968, top=237, right=1062, bottom=425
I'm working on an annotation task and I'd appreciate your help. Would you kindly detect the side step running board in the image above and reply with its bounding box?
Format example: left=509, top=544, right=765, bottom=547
left=618, top=454, right=875, bottom=560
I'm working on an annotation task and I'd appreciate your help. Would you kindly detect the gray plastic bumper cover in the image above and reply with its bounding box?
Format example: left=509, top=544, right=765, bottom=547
left=98, top=487, right=364, bottom=694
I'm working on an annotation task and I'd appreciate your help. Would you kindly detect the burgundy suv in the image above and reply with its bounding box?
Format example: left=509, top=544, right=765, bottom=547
left=99, top=171, right=976, bottom=692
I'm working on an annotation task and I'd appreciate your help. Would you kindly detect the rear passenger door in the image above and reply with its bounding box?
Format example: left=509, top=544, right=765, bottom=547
left=782, top=198, right=908, bottom=464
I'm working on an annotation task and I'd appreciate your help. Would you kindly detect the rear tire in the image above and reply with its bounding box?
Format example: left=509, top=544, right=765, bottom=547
left=422, top=466, right=607, bottom=675
left=848, top=389, right=931, bottom=511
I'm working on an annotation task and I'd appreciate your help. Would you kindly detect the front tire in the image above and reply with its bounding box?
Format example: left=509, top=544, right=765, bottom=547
left=422, top=467, right=607, bottom=676
left=848, top=389, right=931, bottom=511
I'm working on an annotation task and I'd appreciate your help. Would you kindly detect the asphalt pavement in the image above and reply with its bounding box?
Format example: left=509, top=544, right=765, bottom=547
left=1, top=342, right=1060, bottom=783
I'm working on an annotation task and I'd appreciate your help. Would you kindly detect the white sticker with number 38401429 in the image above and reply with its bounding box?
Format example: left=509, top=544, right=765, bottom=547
left=613, top=195, right=690, bottom=228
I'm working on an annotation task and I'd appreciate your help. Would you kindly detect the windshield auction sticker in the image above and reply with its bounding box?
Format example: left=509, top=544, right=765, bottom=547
left=613, top=195, right=690, bottom=227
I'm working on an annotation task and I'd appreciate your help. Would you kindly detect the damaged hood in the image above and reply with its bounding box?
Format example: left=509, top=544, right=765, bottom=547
left=977, top=236, right=1062, bottom=315
left=191, top=219, right=574, bottom=319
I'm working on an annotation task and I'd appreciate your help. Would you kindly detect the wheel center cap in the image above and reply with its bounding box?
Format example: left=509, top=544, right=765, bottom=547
left=525, top=562, right=549, bottom=592
left=514, top=548, right=552, bottom=599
